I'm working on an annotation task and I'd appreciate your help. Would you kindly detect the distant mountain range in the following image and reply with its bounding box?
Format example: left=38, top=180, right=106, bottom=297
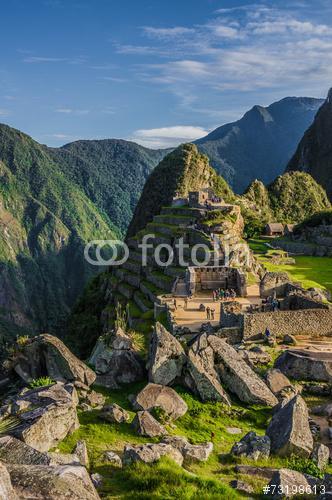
left=196, top=97, right=323, bottom=193
left=0, top=93, right=327, bottom=340
left=287, top=89, right=332, bottom=200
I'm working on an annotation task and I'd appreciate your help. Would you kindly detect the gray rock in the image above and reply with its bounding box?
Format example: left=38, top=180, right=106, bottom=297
left=132, top=383, right=187, bottom=420
left=0, top=435, right=51, bottom=465
left=73, top=440, right=89, bottom=468
left=266, top=395, right=313, bottom=458
left=89, top=330, right=145, bottom=389
left=230, top=480, right=254, bottom=494
left=283, top=334, right=297, bottom=345
left=132, top=411, right=167, bottom=438
left=275, top=350, right=332, bottom=383
left=0, top=461, right=18, bottom=500
left=265, top=369, right=294, bottom=396
left=47, top=452, right=81, bottom=466
left=311, top=403, right=332, bottom=418
left=122, top=443, right=183, bottom=467
left=103, top=451, right=122, bottom=467
left=83, top=391, right=106, bottom=409
left=267, top=468, right=318, bottom=498
left=148, top=322, right=186, bottom=385
left=161, top=436, right=213, bottom=464
left=100, top=403, right=129, bottom=424
left=186, top=347, right=231, bottom=405
left=231, top=431, right=271, bottom=461
left=7, top=463, right=100, bottom=499
left=238, top=348, right=272, bottom=367
left=207, top=335, right=278, bottom=406
left=13, top=333, right=96, bottom=387
left=3, top=382, right=79, bottom=452
left=311, top=443, right=330, bottom=470
left=226, top=427, right=242, bottom=435
left=91, top=473, right=103, bottom=489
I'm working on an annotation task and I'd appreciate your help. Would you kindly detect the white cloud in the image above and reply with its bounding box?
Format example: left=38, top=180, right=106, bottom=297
left=0, top=109, right=10, bottom=117
left=122, top=3, right=332, bottom=101
left=55, top=108, right=90, bottom=115
left=143, top=26, right=195, bottom=37
left=129, top=125, right=208, bottom=149
left=23, top=56, right=67, bottom=63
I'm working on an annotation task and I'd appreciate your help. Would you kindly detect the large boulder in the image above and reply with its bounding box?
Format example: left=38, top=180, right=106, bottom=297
left=0, top=435, right=51, bottom=465
left=2, top=383, right=79, bottom=452
left=161, top=436, right=213, bottom=464
left=0, top=461, right=18, bottom=500
left=13, top=334, right=96, bottom=386
left=132, top=411, right=167, bottom=438
left=89, top=330, right=145, bottom=389
left=265, top=369, right=295, bottom=397
left=6, top=463, right=100, bottom=499
left=231, top=432, right=271, bottom=461
left=275, top=350, right=332, bottom=382
left=207, top=335, right=278, bottom=406
left=148, top=323, right=186, bottom=385
left=186, top=336, right=231, bottom=405
left=266, top=395, right=313, bottom=458
left=132, top=383, right=187, bottom=420
left=123, top=443, right=183, bottom=467
left=238, top=347, right=272, bottom=368
left=100, top=403, right=129, bottom=424
left=266, top=468, right=318, bottom=498
left=311, top=443, right=330, bottom=470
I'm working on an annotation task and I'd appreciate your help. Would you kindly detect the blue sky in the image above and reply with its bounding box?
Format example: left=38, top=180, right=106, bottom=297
left=1, top=0, right=332, bottom=148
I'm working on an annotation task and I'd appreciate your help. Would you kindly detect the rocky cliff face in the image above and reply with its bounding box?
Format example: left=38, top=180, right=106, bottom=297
left=196, top=97, right=323, bottom=193
left=287, top=89, right=332, bottom=200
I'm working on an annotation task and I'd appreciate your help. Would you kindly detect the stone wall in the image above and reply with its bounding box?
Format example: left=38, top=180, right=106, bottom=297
left=242, top=309, right=332, bottom=341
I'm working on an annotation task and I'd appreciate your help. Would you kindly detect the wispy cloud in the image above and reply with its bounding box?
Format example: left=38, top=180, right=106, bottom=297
left=129, top=125, right=208, bottom=149
left=55, top=108, right=90, bottom=115
left=117, top=3, right=332, bottom=106
left=23, top=56, right=67, bottom=63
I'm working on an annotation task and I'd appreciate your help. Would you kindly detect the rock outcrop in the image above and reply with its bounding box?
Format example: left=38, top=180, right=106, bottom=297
left=148, top=323, right=186, bottom=385
left=100, top=403, right=129, bottom=424
left=231, top=432, right=271, bottom=461
left=208, top=335, right=278, bottom=406
left=6, top=463, right=100, bottom=499
left=13, top=334, right=96, bottom=387
left=161, top=436, right=213, bottom=464
left=89, top=329, right=145, bottom=389
left=132, top=383, right=188, bottom=420
left=123, top=443, right=183, bottom=467
left=186, top=344, right=231, bottom=404
left=275, top=350, right=332, bottom=382
left=267, top=468, right=318, bottom=499
left=266, top=395, right=313, bottom=458
left=132, top=411, right=167, bottom=438
left=265, top=369, right=294, bottom=397
left=0, top=461, right=18, bottom=500
left=1, top=382, right=79, bottom=452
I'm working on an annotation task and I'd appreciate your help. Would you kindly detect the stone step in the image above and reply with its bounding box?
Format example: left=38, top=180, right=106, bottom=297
left=123, top=271, right=141, bottom=288
left=146, top=271, right=174, bottom=293
left=122, top=259, right=141, bottom=274
left=133, top=290, right=153, bottom=313
left=118, top=282, right=136, bottom=299
left=153, top=214, right=194, bottom=226
left=161, top=206, right=205, bottom=218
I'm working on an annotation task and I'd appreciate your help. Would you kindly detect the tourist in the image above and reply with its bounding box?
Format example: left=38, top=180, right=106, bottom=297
left=199, top=303, right=205, bottom=312
left=173, top=298, right=177, bottom=310
left=184, top=297, right=188, bottom=310
left=212, top=290, right=216, bottom=301
left=206, top=306, right=211, bottom=319
left=225, top=290, right=230, bottom=300
left=210, top=308, right=215, bottom=320
left=220, top=289, right=225, bottom=301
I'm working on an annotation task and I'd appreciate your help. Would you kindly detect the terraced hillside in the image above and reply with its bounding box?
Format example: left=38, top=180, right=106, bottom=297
left=67, top=145, right=250, bottom=357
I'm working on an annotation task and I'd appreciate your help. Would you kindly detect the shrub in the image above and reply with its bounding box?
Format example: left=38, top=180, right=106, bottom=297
left=0, top=416, right=20, bottom=435
left=16, top=335, right=30, bottom=347
left=286, top=455, right=324, bottom=478
left=29, top=376, right=55, bottom=389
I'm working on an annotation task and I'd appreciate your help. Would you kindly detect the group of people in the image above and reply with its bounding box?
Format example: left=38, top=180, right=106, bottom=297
left=205, top=306, right=216, bottom=320
left=212, top=288, right=237, bottom=302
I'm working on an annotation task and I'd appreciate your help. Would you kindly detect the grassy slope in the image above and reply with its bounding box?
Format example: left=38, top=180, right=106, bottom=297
left=249, top=238, right=332, bottom=294
left=59, top=381, right=332, bottom=499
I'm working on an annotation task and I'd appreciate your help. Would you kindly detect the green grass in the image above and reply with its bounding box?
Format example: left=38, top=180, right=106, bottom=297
left=249, top=238, right=332, bottom=294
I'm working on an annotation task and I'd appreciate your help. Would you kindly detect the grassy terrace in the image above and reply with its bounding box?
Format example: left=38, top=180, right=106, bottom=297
left=249, top=237, right=332, bottom=294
